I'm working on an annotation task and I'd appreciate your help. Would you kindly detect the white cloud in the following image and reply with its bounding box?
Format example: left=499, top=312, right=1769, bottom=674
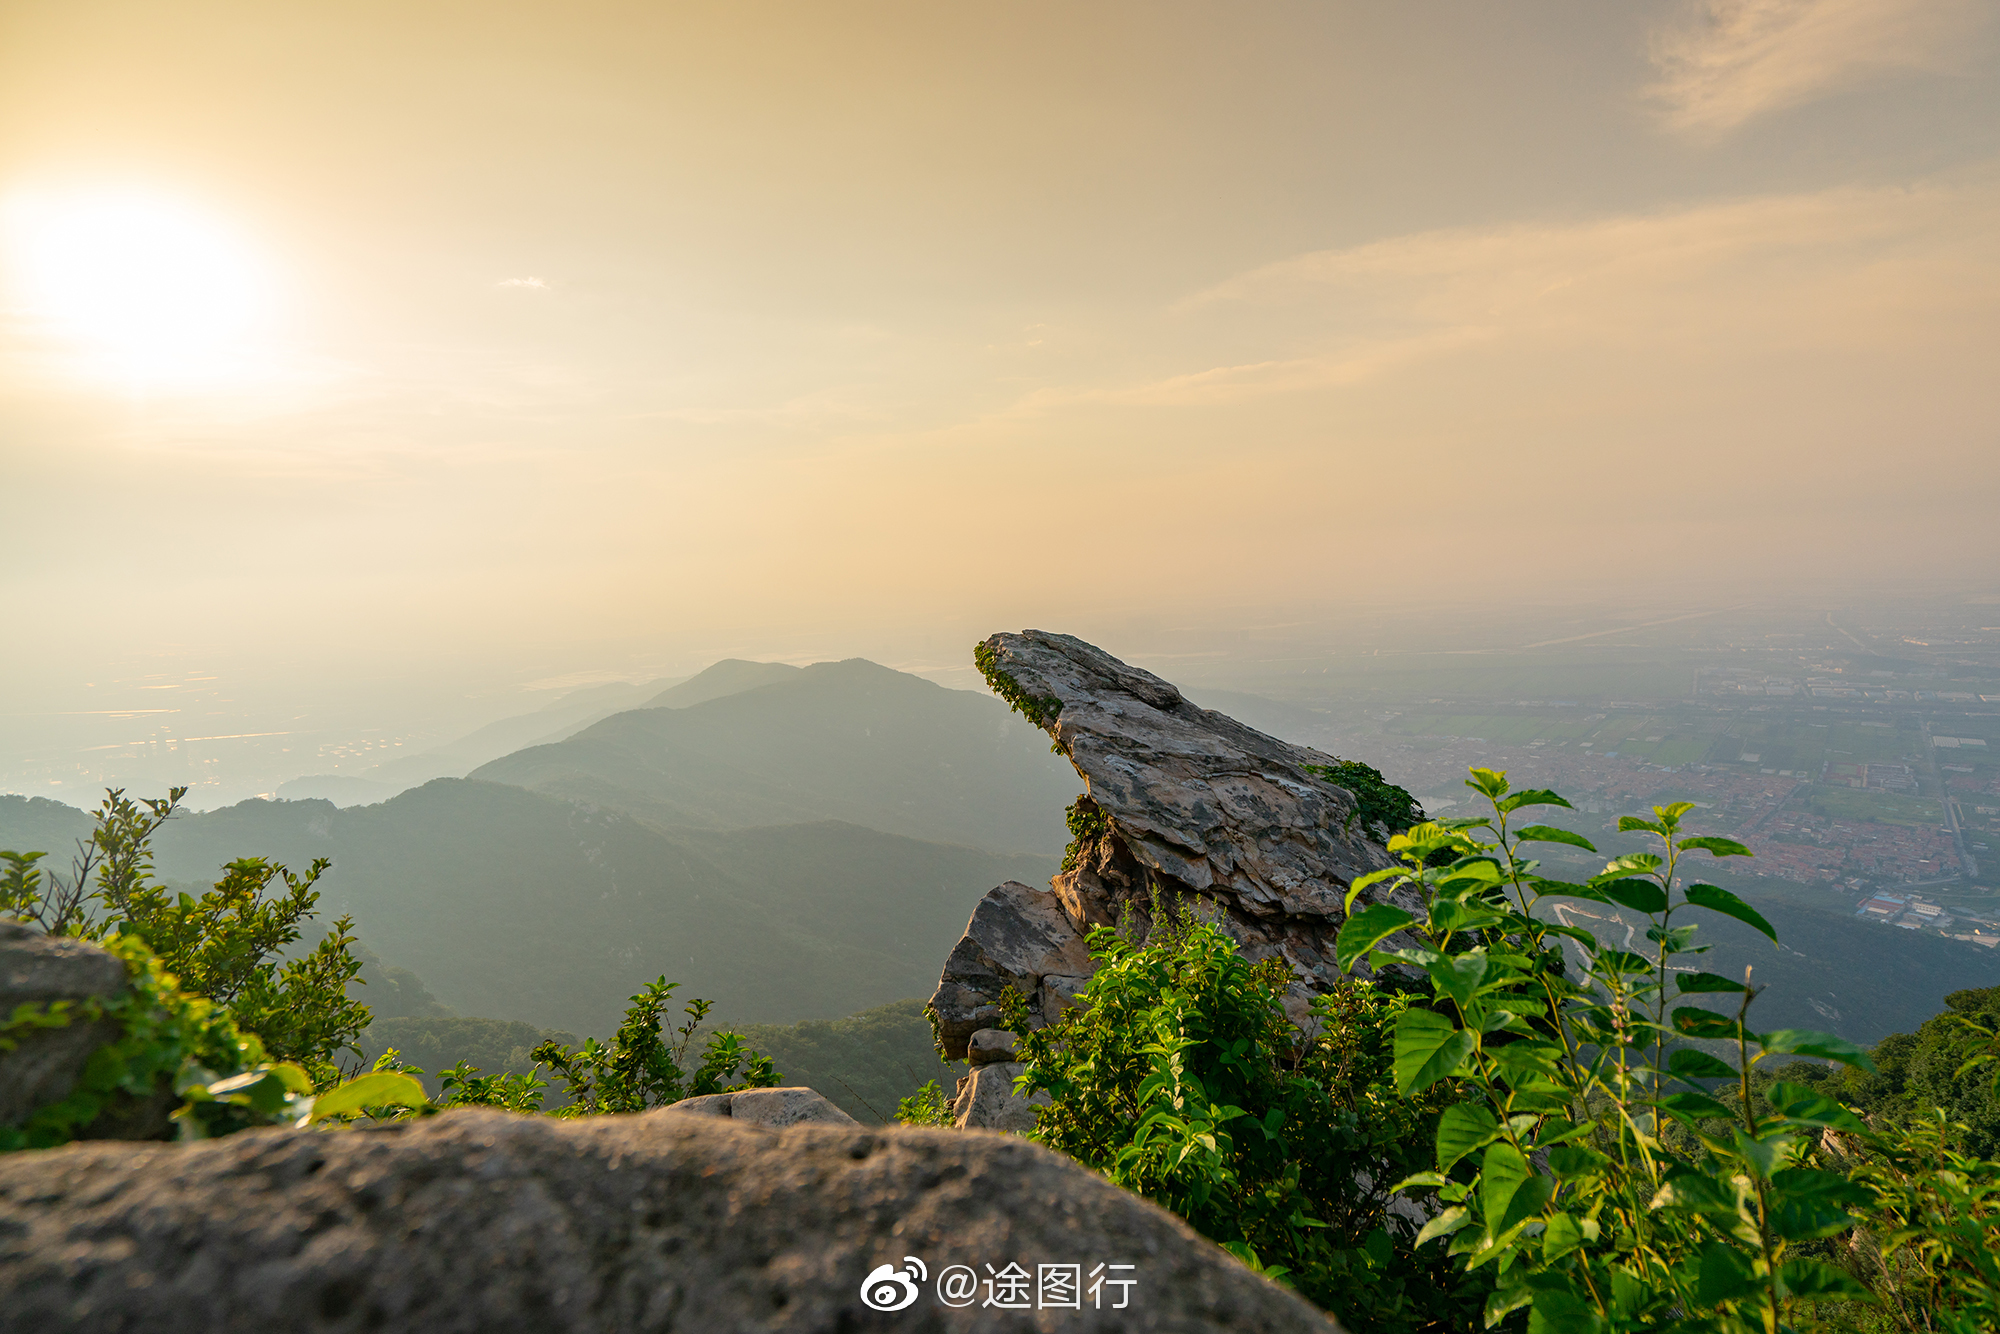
left=496, top=276, right=547, bottom=288
left=1648, top=0, right=1989, bottom=132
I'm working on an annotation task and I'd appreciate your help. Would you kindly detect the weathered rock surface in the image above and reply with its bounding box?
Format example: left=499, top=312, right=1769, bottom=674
left=0, top=1108, right=1338, bottom=1332
left=932, top=632, right=1413, bottom=1055
left=930, top=880, right=1094, bottom=1058
left=663, top=1086, right=859, bottom=1128
left=0, top=920, right=134, bottom=1133
left=965, top=1029, right=1019, bottom=1066
left=951, top=1062, right=1049, bottom=1135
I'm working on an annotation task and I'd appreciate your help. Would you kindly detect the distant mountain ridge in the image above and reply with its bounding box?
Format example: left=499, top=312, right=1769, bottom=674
left=0, top=781, right=1053, bottom=1037
left=643, top=659, right=800, bottom=709
left=471, top=657, right=1079, bottom=855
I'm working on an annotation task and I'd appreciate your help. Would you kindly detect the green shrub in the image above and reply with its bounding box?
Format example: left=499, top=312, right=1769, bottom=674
left=1301, top=759, right=1426, bottom=844
left=2, top=786, right=368, bottom=1084
left=896, top=1079, right=955, bottom=1126
left=1011, top=908, right=1489, bottom=1331
left=1332, top=765, right=2000, bottom=1331
left=531, top=978, right=780, bottom=1115
left=0, top=931, right=296, bottom=1150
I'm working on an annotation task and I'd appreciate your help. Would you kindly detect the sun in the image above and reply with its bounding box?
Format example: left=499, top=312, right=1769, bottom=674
left=3, top=189, right=271, bottom=386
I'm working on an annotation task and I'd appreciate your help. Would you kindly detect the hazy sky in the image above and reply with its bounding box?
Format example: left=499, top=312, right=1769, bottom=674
left=2, top=1, right=1997, bottom=738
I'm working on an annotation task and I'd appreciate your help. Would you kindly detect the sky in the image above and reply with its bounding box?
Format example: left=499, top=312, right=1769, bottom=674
left=1, top=0, right=1997, bottom=801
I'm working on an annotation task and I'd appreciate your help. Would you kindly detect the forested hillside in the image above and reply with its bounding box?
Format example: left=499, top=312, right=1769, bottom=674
left=470, top=657, right=1078, bottom=854
left=0, top=783, right=1053, bottom=1036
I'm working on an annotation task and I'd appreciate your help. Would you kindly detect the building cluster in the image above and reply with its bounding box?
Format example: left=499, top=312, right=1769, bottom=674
left=1854, top=891, right=2000, bottom=947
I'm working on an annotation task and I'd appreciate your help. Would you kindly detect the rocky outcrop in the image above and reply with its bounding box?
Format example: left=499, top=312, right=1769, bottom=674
left=932, top=632, right=1412, bottom=1070
left=0, top=920, right=172, bottom=1141
left=0, top=1108, right=1338, bottom=1333
left=664, top=1086, right=859, bottom=1128
left=929, top=880, right=1094, bottom=1058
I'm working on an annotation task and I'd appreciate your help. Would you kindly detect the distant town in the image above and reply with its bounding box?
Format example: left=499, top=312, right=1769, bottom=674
left=1237, top=603, right=2000, bottom=948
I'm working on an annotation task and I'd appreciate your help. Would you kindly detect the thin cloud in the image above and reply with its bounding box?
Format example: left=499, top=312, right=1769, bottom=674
left=495, top=276, right=548, bottom=288
left=1127, top=174, right=2000, bottom=407
left=1648, top=0, right=1989, bottom=133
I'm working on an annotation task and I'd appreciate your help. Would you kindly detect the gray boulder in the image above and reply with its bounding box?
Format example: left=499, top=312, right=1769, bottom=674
left=664, top=1086, right=859, bottom=1128
left=0, top=1108, right=1339, bottom=1332
left=0, top=920, right=173, bottom=1141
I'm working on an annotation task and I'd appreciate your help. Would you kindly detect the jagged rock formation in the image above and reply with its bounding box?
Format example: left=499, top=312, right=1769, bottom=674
left=663, top=1086, right=860, bottom=1128
left=932, top=632, right=1408, bottom=1070
left=0, top=1108, right=1338, bottom=1333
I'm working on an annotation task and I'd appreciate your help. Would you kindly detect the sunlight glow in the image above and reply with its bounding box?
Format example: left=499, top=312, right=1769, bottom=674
left=2, top=189, right=272, bottom=387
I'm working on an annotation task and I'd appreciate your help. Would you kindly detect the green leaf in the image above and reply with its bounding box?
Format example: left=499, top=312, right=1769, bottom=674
left=1696, top=1241, right=1760, bottom=1304
left=1546, top=1143, right=1608, bottom=1178
left=1480, top=1140, right=1531, bottom=1226
left=1542, top=1210, right=1585, bottom=1261
left=1672, top=1006, right=1743, bottom=1041
left=1678, top=971, right=1753, bottom=994
left=1771, top=1167, right=1869, bottom=1203
left=1393, top=1009, right=1477, bottom=1096
left=1759, top=1030, right=1876, bottom=1073
left=1777, top=1257, right=1870, bottom=1302
left=1386, top=824, right=1477, bottom=865
left=1342, top=866, right=1404, bottom=912
left=1681, top=836, right=1754, bottom=858
left=1485, top=1283, right=1536, bottom=1328
left=1513, top=825, right=1596, bottom=852
left=1765, top=1082, right=1868, bottom=1133
left=1658, top=1090, right=1736, bottom=1123
left=1731, top=1125, right=1794, bottom=1178
left=1526, top=1289, right=1603, bottom=1334
left=1423, top=952, right=1490, bottom=1007
left=1335, top=902, right=1417, bottom=972
left=1481, top=1141, right=1550, bottom=1236
left=1414, top=1205, right=1470, bottom=1248
left=1684, top=883, right=1777, bottom=943
left=1647, top=923, right=1701, bottom=955
left=1498, top=789, right=1572, bottom=814
left=1429, top=899, right=1505, bottom=935
left=1595, top=853, right=1662, bottom=878
left=268, top=1063, right=315, bottom=1095
left=1465, top=768, right=1510, bottom=798
left=307, top=1071, right=428, bottom=1123
left=1436, top=1102, right=1501, bottom=1172
left=1617, top=815, right=1666, bottom=835
left=1594, top=948, right=1655, bottom=976
left=1537, top=880, right=1614, bottom=908
left=1597, top=877, right=1668, bottom=913
left=1668, top=1048, right=1738, bottom=1081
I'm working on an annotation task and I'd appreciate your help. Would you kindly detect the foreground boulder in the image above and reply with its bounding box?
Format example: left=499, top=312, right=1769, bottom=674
left=0, top=921, right=128, bottom=1131
left=663, top=1086, right=860, bottom=1127
left=0, top=1109, right=1336, bottom=1332
left=932, top=632, right=1410, bottom=1067
left=0, top=920, right=179, bottom=1143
